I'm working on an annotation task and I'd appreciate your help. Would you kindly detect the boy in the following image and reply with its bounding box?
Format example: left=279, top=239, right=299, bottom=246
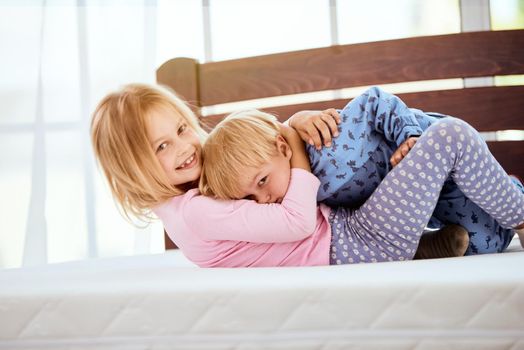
left=200, top=106, right=471, bottom=259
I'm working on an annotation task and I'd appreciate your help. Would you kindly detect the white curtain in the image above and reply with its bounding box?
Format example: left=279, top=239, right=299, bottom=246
left=0, top=0, right=164, bottom=268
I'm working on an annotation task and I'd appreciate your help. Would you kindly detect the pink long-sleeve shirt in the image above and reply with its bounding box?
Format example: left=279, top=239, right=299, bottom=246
left=154, top=169, right=333, bottom=267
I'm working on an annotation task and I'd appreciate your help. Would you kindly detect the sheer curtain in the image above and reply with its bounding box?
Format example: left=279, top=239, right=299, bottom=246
left=0, top=0, right=164, bottom=268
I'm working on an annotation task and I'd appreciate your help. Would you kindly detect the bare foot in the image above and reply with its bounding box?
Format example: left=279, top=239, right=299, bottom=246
left=414, top=224, right=469, bottom=260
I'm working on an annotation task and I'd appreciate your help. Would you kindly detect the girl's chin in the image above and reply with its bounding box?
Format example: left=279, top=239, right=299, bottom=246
left=176, top=170, right=202, bottom=190
left=178, top=179, right=199, bottom=191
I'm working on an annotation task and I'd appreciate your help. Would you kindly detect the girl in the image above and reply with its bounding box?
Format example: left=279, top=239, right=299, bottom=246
left=90, top=84, right=506, bottom=267
left=199, top=110, right=524, bottom=265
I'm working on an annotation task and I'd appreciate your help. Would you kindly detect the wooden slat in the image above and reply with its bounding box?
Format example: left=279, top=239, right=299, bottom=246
left=397, top=86, right=524, bottom=131
left=487, top=141, right=524, bottom=180
left=201, top=86, right=524, bottom=132
left=197, top=30, right=524, bottom=105
left=157, top=57, right=201, bottom=114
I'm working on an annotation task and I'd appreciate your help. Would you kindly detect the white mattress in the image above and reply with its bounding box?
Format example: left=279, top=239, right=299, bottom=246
left=1, top=239, right=523, bottom=350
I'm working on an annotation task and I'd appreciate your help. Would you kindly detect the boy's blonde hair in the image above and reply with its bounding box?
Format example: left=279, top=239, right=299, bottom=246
left=200, top=109, right=281, bottom=200
left=91, top=83, right=207, bottom=221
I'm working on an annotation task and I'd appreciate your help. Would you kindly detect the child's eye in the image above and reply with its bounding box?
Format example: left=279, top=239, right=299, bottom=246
left=257, top=176, right=267, bottom=187
left=178, top=124, right=187, bottom=135
left=156, top=142, right=167, bottom=153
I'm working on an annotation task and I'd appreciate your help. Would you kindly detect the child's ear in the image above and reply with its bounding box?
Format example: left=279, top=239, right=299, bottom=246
left=276, top=135, right=292, bottom=159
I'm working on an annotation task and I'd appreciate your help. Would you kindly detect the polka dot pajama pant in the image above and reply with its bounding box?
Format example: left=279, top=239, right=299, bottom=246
left=329, top=117, right=524, bottom=265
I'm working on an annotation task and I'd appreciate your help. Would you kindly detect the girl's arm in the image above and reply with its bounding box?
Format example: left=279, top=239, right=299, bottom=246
left=187, top=169, right=319, bottom=243
left=184, top=125, right=320, bottom=244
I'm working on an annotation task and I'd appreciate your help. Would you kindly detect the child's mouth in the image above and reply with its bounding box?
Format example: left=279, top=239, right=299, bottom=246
left=177, top=153, right=197, bottom=170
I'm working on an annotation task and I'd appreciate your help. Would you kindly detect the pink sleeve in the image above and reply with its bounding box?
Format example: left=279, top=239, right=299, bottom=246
left=186, top=169, right=320, bottom=243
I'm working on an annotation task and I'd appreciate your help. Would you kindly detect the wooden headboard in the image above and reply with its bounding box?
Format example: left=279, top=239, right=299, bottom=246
left=157, top=29, right=524, bottom=250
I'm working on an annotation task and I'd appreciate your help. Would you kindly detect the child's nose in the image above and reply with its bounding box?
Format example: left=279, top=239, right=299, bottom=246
left=175, top=143, right=191, bottom=158
left=256, top=192, right=271, bottom=204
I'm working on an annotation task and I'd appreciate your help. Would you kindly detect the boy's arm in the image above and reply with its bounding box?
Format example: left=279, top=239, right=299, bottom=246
left=360, top=87, right=424, bottom=146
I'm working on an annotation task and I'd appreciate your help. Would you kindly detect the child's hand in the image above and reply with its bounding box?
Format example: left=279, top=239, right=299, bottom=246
left=390, top=137, right=418, bottom=167
left=287, top=109, right=341, bottom=150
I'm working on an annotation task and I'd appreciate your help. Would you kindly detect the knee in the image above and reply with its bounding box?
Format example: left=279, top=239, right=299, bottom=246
left=426, top=117, right=476, bottom=144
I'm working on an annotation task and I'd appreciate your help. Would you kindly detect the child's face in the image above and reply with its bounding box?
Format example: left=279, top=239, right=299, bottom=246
left=146, top=106, right=202, bottom=187
left=237, top=137, right=292, bottom=204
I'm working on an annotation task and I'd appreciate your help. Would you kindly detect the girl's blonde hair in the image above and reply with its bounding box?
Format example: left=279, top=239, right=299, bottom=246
left=200, top=109, right=281, bottom=200
left=91, top=83, right=207, bottom=221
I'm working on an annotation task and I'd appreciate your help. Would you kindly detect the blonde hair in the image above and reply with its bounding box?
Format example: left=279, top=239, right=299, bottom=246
left=91, top=83, right=207, bottom=221
left=200, top=109, right=281, bottom=200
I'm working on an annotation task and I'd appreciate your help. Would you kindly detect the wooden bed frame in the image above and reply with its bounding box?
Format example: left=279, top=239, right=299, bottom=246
left=157, top=29, right=524, bottom=250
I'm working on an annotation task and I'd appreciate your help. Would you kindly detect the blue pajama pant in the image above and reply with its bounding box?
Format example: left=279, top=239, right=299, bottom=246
left=327, top=118, right=524, bottom=264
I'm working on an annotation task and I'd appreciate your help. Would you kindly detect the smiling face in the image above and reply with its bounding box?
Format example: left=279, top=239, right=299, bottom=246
left=237, top=136, right=292, bottom=204
left=146, top=105, right=203, bottom=188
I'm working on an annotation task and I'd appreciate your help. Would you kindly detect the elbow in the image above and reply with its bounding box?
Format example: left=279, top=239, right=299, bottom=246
left=278, top=198, right=319, bottom=240
left=290, top=212, right=317, bottom=240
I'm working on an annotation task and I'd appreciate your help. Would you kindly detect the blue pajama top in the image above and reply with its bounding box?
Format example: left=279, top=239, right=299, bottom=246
left=307, top=86, right=442, bottom=208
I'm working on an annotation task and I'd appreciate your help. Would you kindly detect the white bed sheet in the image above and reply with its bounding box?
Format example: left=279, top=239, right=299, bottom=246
left=1, top=238, right=523, bottom=350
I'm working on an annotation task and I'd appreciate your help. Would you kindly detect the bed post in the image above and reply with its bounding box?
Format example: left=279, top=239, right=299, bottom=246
left=164, top=230, right=177, bottom=250
left=157, top=57, right=201, bottom=116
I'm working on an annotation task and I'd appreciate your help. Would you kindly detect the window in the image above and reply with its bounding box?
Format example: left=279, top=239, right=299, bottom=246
left=209, top=0, right=331, bottom=61
left=491, top=0, right=524, bottom=87
left=337, top=0, right=460, bottom=44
